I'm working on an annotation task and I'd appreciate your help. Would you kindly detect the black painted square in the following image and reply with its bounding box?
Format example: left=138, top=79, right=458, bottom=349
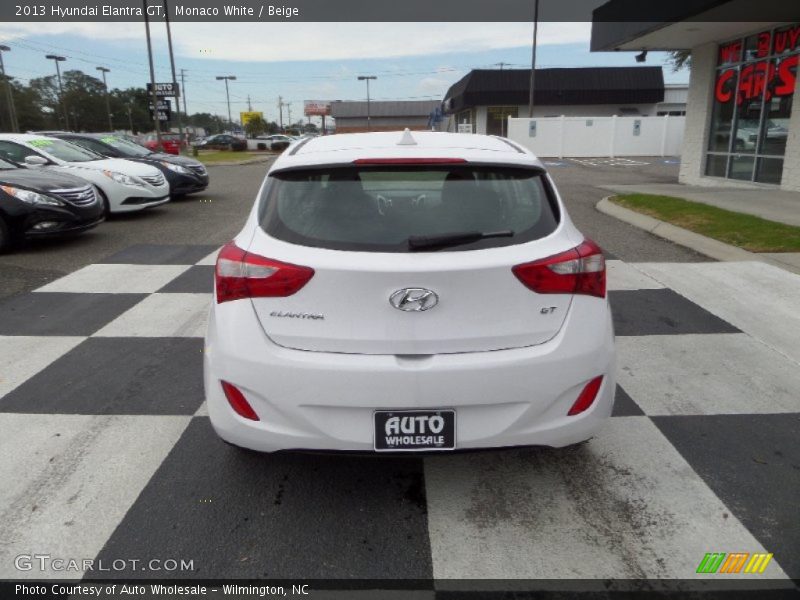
left=0, top=337, right=204, bottom=415
left=157, top=265, right=215, bottom=293
left=92, top=418, right=434, bottom=579
left=100, top=244, right=218, bottom=265
left=0, top=292, right=146, bottom=336
left=610, top=289, right=740, bottom=336
left=653, top=413, right=800, bottom=579
left=612, top=385, right=645, bottom=417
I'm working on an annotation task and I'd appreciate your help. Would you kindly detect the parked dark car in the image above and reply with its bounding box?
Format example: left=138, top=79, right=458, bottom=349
left=197, top=134, right=247, bottom=151
left=52, top=133, right=209, bottom=197
left=0, top=156, right=104, bottom=252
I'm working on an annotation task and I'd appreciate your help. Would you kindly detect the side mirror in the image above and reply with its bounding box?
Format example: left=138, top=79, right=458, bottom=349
left=24, top=155, right=48, bottom=167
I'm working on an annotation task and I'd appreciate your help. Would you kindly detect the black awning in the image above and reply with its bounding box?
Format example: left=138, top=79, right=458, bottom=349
left=443, top=67, right=665, bottom=114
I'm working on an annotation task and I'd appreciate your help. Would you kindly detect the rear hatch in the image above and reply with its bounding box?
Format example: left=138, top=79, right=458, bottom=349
left=247, top=162, right=575, bottom=355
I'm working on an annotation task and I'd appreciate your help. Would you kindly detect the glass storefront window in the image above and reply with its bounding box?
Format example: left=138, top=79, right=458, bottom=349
left=706, top=24, right=798, bottom=185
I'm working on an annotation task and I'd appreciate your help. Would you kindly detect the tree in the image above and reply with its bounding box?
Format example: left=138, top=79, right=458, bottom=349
left=668, top=50, right=691, bottom=72
left=244, top=115, right=267, bottom=137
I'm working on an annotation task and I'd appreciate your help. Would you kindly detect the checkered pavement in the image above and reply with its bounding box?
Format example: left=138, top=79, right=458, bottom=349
left=1, top=244, right=798, bottom=590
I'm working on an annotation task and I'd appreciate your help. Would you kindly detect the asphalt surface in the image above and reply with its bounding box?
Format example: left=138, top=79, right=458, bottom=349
left=0, top=156, right=703, bottom=300
left=1, top=156, right=799, bottom=588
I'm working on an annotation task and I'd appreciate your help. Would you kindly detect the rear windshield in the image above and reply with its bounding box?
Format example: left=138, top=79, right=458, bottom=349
left=259, top=166, right=559, bottom=252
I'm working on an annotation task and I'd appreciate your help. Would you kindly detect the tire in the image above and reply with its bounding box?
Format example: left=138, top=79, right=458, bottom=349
left=97, top=188, right=111, bottom=216
left=0, top=215, right=11, bottom=253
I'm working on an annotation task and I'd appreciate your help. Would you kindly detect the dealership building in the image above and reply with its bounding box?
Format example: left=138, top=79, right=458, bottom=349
left=592, top=3, right=799, bottom=191
left=442, top=67, right=686, bottom=136
left=330, top=100, right=442, bottom=133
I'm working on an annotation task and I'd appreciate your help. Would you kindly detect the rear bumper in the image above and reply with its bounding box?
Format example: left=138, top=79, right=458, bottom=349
left=204, top=296, right=616, bottom=453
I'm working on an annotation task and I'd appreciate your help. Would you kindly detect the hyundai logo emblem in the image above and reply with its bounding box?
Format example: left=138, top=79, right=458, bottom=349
left=389, top=288, right=439, bottom=312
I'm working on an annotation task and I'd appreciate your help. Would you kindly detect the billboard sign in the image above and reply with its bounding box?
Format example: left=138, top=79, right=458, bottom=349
left=147, top=82, right=180, bottom=97
left=304, top=100, right=331, bottom=116
left=149, top=98, right=171, bottom=122
left=240, top=111, right=264, bottom=126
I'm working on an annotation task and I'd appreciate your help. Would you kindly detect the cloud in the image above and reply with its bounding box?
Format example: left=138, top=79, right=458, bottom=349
left=417, top=76, right=456, bottom=96
left=0, top=22, right=592, bottom=62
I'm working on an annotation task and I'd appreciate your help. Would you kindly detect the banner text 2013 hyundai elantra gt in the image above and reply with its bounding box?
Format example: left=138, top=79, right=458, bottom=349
left=205, top=131, right=615, bottom=453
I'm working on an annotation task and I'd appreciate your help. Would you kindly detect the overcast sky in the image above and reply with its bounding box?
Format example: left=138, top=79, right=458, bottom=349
left=0, top=22, right=688, bottom=123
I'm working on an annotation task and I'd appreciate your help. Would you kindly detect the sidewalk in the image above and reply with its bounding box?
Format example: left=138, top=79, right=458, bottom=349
left=599, top=183, right=800, bottom=227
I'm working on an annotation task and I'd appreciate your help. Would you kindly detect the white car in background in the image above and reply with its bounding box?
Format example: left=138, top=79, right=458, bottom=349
left=0, top=134, right=170, bottom=214
left=205, top=130, right=616, bottom=454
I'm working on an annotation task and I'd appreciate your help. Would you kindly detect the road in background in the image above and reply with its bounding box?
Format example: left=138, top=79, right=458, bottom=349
left=0, top=156, right=701, bottom=299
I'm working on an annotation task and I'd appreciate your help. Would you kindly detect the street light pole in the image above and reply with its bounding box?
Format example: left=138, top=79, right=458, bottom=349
left=0, top=45, right=18, bottom=132
left=162, top=0, right=185, bottom=153
left=216, top=76, right=236, bottom=131
left=357, top=75, right=377, bottom=132
left=96, top=66, right=113, bottom=131
left=45, top=54, right=68, bottom=130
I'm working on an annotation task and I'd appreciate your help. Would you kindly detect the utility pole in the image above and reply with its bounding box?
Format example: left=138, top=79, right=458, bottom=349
left=142, top=0, right=162, bottom=148
left=96, top=66, right=113, bottom=131
left=0, top=45, right=18, bottom=132
left=162, top=0, right=184, bottom=152
left=180, top=68, right=188, bottom=136
left=286, top=102, right=292, bottom=130
left=528, top=0, right=539, bottom=119
left=216, top=75, right=236, bottom=131
left=277, top=96, right=283, bottom=132
left=247, top=95, right=252, bottom=112
left=46, top=54, right=68, bottom=130
left=357, top=75, right=377, bottom=132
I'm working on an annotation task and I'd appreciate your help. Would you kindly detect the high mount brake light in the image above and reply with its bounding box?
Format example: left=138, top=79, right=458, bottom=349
left=351, top=158, right=467, bottom=165
left=512, top=239, right=606, bottom=298
left=215, top=242, right=314, bottom=304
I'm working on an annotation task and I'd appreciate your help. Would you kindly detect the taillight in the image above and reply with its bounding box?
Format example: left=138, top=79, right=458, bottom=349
left=512, top=239, right=606, bottom=298
left=221, top=381, right=259, bottom=421
left=215, top=242, right=314, bottom=304
left=568, top=376, right=604, bottom=416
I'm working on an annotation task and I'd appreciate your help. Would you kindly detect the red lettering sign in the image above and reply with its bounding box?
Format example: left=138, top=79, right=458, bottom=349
left=775, top=54, right=798, bottom=97
left=719, top=41, right=742, bottom=64
left=715, top=69, right=736, bottom=102
left=757, top=31, right=771, bottom=58
left=773, top=25, right=800, bottom=54
left=738, top=62, right=773, bottom=104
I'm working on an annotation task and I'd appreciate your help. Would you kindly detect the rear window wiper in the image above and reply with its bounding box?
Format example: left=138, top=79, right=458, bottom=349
left=407, top=230, right=514, bottom=251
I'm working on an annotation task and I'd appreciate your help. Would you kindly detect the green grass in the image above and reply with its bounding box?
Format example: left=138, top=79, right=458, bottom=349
left=194, top=150, right=271, bottom=164
left=611, top=193, right=800, bottom=253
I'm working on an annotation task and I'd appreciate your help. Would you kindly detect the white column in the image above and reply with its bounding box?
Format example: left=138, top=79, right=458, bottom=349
left=679, top=43, right=717, bottom=185
left=780, top=59, right=800, bottom=191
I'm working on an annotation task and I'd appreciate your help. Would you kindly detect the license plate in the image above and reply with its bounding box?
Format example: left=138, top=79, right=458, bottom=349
left=374, top=410, right=456, bottom=452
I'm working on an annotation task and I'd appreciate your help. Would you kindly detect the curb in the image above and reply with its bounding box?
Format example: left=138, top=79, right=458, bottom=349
left=597, top=196, right=800, bottom=275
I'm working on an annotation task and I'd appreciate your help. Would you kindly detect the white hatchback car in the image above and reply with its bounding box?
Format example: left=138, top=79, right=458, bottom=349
left=0, top=134, right=170, bottom=214
left=205, top=131, right=615, bottom=453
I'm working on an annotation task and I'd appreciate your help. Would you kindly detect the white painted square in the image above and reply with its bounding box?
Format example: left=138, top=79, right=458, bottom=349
left=424, top=418, right=789, bottom=580
left=196, top=248, right=221, bottom=266
left=194, top=401, right=208, bottom=417
left=617, top=334, right=800, bottom=415
left=607, top=260, right=665, bottom=291
left=635, top=262, right=800, bottom=364
left=0, top=336, right=85, bottom=400
left=34, top=264, right=190, bottom=294
left=0, top=413, right=190, bottom=578
left=94, top=293, right=211, bottom=338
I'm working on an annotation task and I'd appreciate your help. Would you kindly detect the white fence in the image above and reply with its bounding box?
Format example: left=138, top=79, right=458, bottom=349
left=506, top=115, right=685, bottom=158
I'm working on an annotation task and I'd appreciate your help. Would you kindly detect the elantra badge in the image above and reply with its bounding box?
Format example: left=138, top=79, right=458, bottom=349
left=390, top=288, right=438, bottom=312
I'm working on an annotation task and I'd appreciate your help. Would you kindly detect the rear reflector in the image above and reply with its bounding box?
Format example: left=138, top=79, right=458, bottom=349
left=215, top=241, right=314, bottom=303
left=568, top=376, right=604, bottom=416
left=512, top=239, right=606, bottom=298
left=352, top=158, right=467, bottom=165
left=221, top=381, right=259, bottom=421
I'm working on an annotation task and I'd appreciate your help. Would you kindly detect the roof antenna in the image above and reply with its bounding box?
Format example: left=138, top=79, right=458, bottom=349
left=397, top=128, right=417, bottom=146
